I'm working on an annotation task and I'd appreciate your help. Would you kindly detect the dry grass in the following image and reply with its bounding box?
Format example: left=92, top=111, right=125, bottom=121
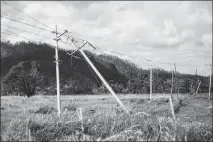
left=1, top=93, right=212, bottom=141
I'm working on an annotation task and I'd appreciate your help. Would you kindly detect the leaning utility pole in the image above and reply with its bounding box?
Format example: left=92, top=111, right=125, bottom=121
left=196, top=80, right=201, bottom=95
left=71, top=40, right=129, bottom=113
left=150, top=56, right=152, bottom=101
left=53, top=25, right=67, bottom=117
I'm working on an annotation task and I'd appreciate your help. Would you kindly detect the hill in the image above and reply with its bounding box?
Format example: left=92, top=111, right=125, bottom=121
left=1, top=40, right=210, bottom=95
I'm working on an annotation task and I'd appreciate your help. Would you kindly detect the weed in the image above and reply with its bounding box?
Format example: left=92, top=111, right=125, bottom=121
left=34, top=106, right=57, bottom=114
left=1, top=94, right=212, bottom=141
left=63, top=102, right=79, bottom=111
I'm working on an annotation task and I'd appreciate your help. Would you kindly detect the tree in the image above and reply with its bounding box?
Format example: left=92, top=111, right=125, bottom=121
left=1, top=61, right=44, bottom=97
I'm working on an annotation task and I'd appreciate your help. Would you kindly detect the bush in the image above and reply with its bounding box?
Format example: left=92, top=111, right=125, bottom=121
left=63, top=103, right=79, bottom=111
left=29, top=121, right=77, bottom=141
left=34, top=106, right=57, bottom=114
left=186, top=124, right=213, bottom=141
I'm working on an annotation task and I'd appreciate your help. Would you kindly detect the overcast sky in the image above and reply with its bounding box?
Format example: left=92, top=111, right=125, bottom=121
left=1, top=1, right=212, bottom=76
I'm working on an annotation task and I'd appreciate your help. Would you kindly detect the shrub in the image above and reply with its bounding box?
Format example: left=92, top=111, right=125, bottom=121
left=29, top=121, right=77, bottom=141
left=34, top=106, right=57, bottom=114
left=63, top=103, right=79, bottom=111
left=186, top=123, right=213, bottom=141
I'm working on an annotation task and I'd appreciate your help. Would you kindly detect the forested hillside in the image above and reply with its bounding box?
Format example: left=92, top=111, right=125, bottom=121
left=1, top=40, right=210, bottom=95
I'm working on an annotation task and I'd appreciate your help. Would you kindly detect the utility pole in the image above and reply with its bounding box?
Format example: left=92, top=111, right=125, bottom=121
left=174, top=62, right=177, bottom=96
left=53, top=25, right=67, bottom=117
left=71, top=55, right=73, bottom=67
left=171, top=70, right=174, bottom=97
left=196, top=80, right=201, bottom=95
left=209, top=65, right=212, bottom=100
left=150, top=56, right=152, bottom=101
left=71, top=40, right=129, bottom=113
left=157, top=69, right=158, bottom=92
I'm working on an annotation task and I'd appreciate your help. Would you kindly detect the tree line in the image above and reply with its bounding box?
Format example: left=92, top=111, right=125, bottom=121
left=1, top=40, right=211, bottom=97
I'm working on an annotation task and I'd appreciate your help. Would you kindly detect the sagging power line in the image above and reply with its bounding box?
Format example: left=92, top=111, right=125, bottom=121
left=2, top=1, right=54, bottom=31
left=1, top=30, right=38, bottom=43
left=1, top=25, right=53, bottom=39
left=1, top=13, right=205, bottom=68
left=1, top=15, right=53, bottom=32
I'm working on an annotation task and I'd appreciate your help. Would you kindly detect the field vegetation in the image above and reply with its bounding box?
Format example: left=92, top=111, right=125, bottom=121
left=1, top=40, right=212, bottom=141
left=1, top=93, right=212, bottom=141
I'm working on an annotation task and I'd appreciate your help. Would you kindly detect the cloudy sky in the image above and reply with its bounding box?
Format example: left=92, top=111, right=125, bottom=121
left=1, top=1, right=212, bottom=76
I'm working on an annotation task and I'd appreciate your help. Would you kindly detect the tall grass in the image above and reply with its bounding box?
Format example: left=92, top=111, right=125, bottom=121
left=1, top=95, right=212, bottom=141
left=2, top=105, right=212, bottom=141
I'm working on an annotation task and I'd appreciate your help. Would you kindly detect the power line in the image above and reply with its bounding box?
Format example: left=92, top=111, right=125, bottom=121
left=1, top=15, right=53, bottom=32
left=2, top=1, right=54, bottom=31
left=96, top=46, right=150, bottom=61
left=66, top=30, right=201, bottom=67
left=1, top=24, right=53, bottom=39
left=84, top=57, right=102, bottom=87
left=59, top=39, right=77, bottom=49
left=92, top=44, right=195, bottom=66
left=64, top=34, right=193, bottom=66
left=2, top=1, right=69, bottom=41
left=62, top=35, right=195, bottom=67
left=1, top=30, right=38, bottom=43
left=1, top=12, right=197, bottom=68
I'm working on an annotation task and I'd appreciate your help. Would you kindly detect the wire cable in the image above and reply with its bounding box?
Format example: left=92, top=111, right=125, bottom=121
left=2, top=1, right=54, bottom=31
left=1, top=15, right=53, bottom=32
left=1, top=24, right=53, bottom=39
left=84, top=57, right=102, bottom=87
left=1, top=31, right=38, bottom=43
left=95, top=46, right=195, bottom=66
left=2, top=1, right=71, bottom=40
left=68, top=33, right=201, bottom=67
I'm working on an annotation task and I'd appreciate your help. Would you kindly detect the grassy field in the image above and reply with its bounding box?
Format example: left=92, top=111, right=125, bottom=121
left=1, top=93, right=212, bottom=141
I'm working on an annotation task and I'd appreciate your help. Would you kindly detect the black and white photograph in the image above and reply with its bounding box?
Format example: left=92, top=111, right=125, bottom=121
left=1, top=1, right=212, bottom=141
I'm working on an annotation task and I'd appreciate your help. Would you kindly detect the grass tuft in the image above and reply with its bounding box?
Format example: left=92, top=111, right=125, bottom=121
left=63, top=102, right=79, bottom=111
left=34, top=106, right=57, bottom=114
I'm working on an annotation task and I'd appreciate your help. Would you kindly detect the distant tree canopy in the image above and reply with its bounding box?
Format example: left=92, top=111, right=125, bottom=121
left=1, top=40, right=211, bottom=96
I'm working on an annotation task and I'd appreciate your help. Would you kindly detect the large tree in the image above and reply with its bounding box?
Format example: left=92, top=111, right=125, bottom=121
left=1, top=61, right=44, bottom=97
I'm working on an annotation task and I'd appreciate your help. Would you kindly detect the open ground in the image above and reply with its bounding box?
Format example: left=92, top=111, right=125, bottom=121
left=1, top=93, right=212, bottom=141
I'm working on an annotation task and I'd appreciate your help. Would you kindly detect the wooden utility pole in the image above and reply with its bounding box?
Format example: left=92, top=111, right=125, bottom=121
left=150, top=56, right=152, bottom=100
left=156, top=69, right=158, bottom=92
left=174, top=62, right=176, bottom=75
left=157, top=69, right=158, bottom=85
left=53, top=25, right=67, bottom=117
left=54, top=25, right=61, bottom=117
left=71, top=55, right=73, bottom=67
left=174, top=62, right=177, bottom=96
left=171, top=70, right=174, bottom=97
left=209, top=65, right=212, bottom=100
